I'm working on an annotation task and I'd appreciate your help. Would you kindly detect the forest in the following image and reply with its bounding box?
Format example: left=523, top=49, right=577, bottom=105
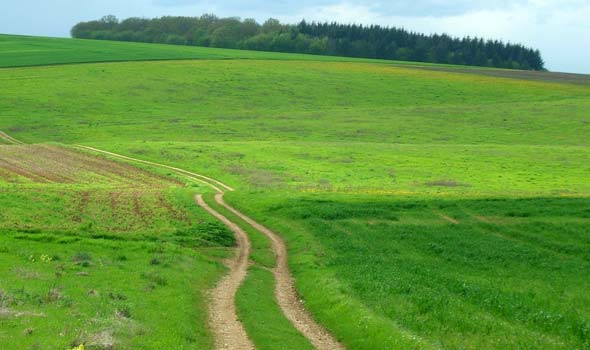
left=71, top=14, right=545, bottom=70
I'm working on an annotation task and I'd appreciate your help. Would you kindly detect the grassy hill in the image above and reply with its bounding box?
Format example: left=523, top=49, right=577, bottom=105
left=0, top=33, right=444, bottom=68
left=0, top=144, right=231, bottom=349
left=1, top=35, right=589, bottom=350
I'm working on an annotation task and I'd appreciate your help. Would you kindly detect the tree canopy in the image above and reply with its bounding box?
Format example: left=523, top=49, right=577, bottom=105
left=72, top=15, right=545, bottom=70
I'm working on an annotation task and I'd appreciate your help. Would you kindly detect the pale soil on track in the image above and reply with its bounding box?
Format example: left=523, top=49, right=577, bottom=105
left=216, top=193, right=345, bottom=350
left=76, top=146, right=232, bottom=192
left=436, top=211, right=460, bottom=225
left=196, top=194, right=254, bottom=350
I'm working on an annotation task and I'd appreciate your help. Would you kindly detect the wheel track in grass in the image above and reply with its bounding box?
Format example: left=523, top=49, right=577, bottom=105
left=74, top=144, right=344, bottom=350
left=76, top=145, right=232, bottom=192
left=214, top=192, right=345, bottom=350
left=196, top=194, right=255, bottom=350
left=0, top=130, right=24, bottom=145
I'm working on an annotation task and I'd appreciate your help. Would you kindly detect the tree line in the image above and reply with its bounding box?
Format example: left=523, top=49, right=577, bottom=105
left=71, top=15, right=545, bottom=70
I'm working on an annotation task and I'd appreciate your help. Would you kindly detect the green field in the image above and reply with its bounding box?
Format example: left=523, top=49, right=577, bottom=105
left=0, top=33, right=448, bottom=69
left=229, top=192, right=590, bottom=349
left=1, top=35, right=589, bottom=350
left=0, top=145, right=234, bottom=349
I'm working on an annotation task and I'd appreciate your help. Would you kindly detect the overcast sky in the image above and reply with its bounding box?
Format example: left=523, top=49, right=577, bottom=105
left=1, top=0, right=589, bottom=73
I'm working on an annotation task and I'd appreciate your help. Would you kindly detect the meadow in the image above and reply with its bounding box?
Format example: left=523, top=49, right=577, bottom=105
left=0, top=145, right=232, bottom=349
left=1, top=35, right=589, bottom=349
left=229, top=192, right=590, bottom=349
left=0, top=33, right=454, bottom=69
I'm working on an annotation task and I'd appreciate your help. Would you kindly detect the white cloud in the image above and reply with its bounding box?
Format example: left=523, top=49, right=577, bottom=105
left=280, top=1, right=590, bottom=73
left=291, top=2, right=380, bottom=24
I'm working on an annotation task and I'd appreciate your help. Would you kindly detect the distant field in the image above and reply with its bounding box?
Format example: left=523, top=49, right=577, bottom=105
left=0, top=34, right=274, bottom=67
left=1, top=58, right=588, bottom=196
left=1, top=35, right=589, bottom=350
left=1, top=60, right=589, bottom=146
left=0, top=34, right=433, bottom=69
left=3, top=34, right=589, bottom=86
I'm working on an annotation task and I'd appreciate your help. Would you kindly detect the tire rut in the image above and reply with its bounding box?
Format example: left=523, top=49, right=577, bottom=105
left=75, top=145, right=344, bottom=350
left=195, top=194, right=254, bottom=350
left=215, top=193, right=345, bottom=350
left=0, top=130, right=24, bottom=145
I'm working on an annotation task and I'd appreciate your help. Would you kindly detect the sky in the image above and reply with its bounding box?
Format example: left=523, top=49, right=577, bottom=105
left=1, top=0, right=589, bottom=73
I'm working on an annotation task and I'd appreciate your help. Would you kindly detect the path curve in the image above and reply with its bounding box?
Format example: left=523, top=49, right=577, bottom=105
left=215, top=193, right=344, bottom=350
left=195, top=195, right=254, bottom=350
left=0, top=131, right=24, bottom=145
left=76, top=145, right=233, bottom=192
left=74, top=144, right=344, bottom=350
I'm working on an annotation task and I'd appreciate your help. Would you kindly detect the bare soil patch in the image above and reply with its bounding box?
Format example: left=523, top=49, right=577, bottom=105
left=0, top=144, right=181, bottom=187
left=195, top=194, right=254, bottom=350
left=425, top=179, right=470, bottom=187
left=410, top=65, right=590, bottom=85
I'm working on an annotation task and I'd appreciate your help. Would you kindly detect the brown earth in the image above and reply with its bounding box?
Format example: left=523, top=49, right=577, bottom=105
left=409, top=65, right=590, bottom=85
left=0, top=144, right=181, bottom=188
left=195, top=194, right=254, bottom=350
left=216, top=193, right=345, bottom=350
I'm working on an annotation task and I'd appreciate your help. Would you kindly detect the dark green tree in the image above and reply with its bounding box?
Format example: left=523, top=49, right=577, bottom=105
left=71, top=15, right=545, bottom=70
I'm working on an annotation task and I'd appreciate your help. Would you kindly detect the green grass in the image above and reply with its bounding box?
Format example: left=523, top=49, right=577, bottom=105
left=227, top=192, right=590, bottom=350
left=0, top=33, right=457, bottom=69
left=89, top=141, right=590, bottom=196
left=0, top=231, right=221, bottom=350
left=236, top=267, right=316, bottom=350
left=1, top=34, right=590, bottom=349
left=0, top=33, right=292, bottom=68
left=1, top=59, right=588, bottom=145
left=0, top=152, right=234, bottom=349
left=1, top=58, right=588, bottom=197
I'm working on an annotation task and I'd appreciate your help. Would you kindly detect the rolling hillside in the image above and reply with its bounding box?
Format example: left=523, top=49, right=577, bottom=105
left=0, top=33, right=444, bottom=68
left=1, top=35, right=589, bottom=350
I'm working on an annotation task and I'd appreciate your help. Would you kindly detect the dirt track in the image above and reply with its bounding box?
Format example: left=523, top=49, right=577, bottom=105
left=74, top=145, right=344, bottom=349
left=1, top=134, right=343, bottom=349
left=215, top=193, right=344, bottom=350
left=76, top=146, right=233, bottom=192
left=195, top=195, right=254, bottom=350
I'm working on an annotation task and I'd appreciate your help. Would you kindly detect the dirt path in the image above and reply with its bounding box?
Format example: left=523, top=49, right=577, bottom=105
left=76, top=145, right=233, bottom=192
left=195, top=195, right=254, bottom=350
left=215, top=193, right=345, bottom=350
left=0, top=131, right=24, bottom=145
left=76, top=145, right=344, bottom=350
left=436, top=211, right=460, bottom=225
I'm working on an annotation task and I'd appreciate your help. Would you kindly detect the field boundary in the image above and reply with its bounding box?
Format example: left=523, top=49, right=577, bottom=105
left=75, top=145, right=233, bottom=192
